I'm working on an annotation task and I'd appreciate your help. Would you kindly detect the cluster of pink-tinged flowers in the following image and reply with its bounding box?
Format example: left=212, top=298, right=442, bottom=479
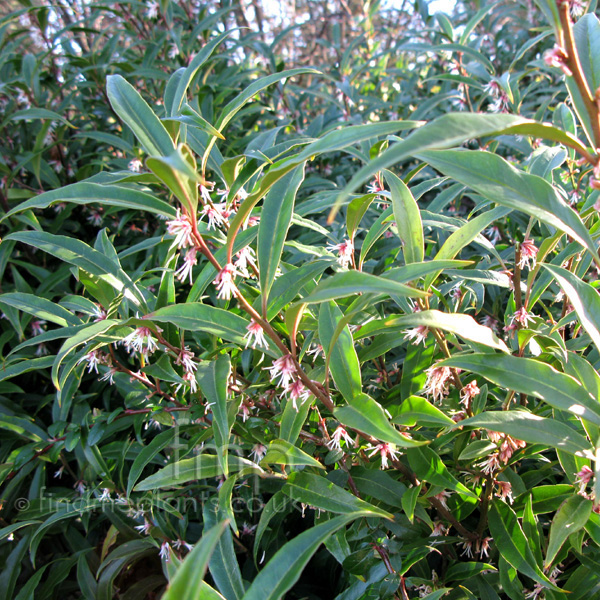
left=423, top=364, right=456, bottom=404
left=459, top=380, right=480, bottom=407
left=213, top=263, right=238, bottom=301
left=327, top=238, right=354, bottom=268
left=365, top=442, right=400, bottom=470
left=327, top=426, right=355, bottom=451
left=78, top=349, right=117, bottom=385
left=518, top=238, right=538, bottom=270
left=505, top=307, right=535, bottom=336
left=484, top=80, right=510, bottom=113
left=175, top=347, right=198, bottom=393
left=123, top=326, right=162, bottom=357
left=477, top=430, right=526, bottom=476
left=460, top=536, right=493, bottom=559
left=265, top=354, right=312, bottom=411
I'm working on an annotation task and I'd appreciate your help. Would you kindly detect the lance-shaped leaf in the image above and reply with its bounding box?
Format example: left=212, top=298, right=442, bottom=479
left=261, top=439, right=324, bottom=469
left=0, top=292, right=81, bottom=327
left=440, top=353, right=600, bottom=428
left=52, top=319, right=119, bottom=389
left=196, top=355, right=232, bottom=476
left=543, top=264, right=600, bottom=355
left=242, top=514, right=369, bottom=600
left=422, top=206, right=511, bottom=290
left=162, top=520, right=228, bottom=600
left=319, top=301, right=361, bottom=401
left=146, top=145, right=200, bottom=214
left=134, top=455, right=262, bottom=491
left=167, top=30, right=236, bottom=115
left=258, top=166, right=305, bottom=310
left=148, top=303, right=250, bottom=346
left=417, top=149, right=598, bottom=263
left=489, top=501, right=559, bottom=591
left=107, top=74, right=175, bottom=157
left=406, top=446, right=477, bottom=498
left=1, top=183, right=176, bottom=222
left=226, top=121, right=419, bottom=262
left=354, top=310, right=508, bottom=352
left=335, top=393, right=427, bottom=448
left=331, top=113, right=591, bottom=219
left=456, top=411, right=593, bottom=458
left=282, top=472, right=393, bottom=519
left=385, top=170, right=424, bottom=264
left=4, top=231, right=145, bottom=307
left=303, top=270, right=429, bottom=304
left=545, top=494, right=592, bottom=568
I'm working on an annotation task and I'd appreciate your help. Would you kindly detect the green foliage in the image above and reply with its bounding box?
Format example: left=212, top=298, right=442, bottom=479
left=3, top=0, right=600, bottom=598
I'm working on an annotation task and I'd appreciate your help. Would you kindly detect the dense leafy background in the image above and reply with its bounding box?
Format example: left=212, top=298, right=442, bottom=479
left=2, top=0, right=600, bottom=598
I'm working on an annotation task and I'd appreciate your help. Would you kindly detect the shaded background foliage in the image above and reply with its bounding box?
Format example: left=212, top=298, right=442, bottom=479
left=2, top=0, right=600, bottom=599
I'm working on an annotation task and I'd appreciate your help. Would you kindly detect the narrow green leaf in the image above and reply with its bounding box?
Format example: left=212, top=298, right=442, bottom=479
left=1, top=183, right=176, bottom=222
left=242, top=514, right=367, bottom=600
left=545, top=494, right=592, bottom=568
left=318, top=301, right=361, bottom=401
left=134, top=455, right=262, bottom=491
left=355, top=310, right=509, bottom=352
left=149, top=303, right=250, bottom=346
left=303, top=270, right=429, bottom=304
left=127, top=428, right=179, bottom=496
left=258, top=166, right=305, bottom=307
left=406, top=446, right=477, bottom=498
left=346, top=193, right=377, bottom=240
left=162, top=520, right=228, bottom=600
left=196, top=355, right=232, bottom=476
left=334, top=393, right=427, bottom=448
left=391, top=395, right=456, bottom=427
left=423, top=206, right=510, bottom=290
left=440, top=353, right=600, bottom=429
left=0, top=292, right=81, bottom=327
left=52, top=319, right=119, bottom=389
left=107, top=74, right=175, bottom=157
left=489, top=501, right=559, bottom=591
left=169, top=31, right=236, bottom=116
left=5, top=231, right=145, bottom=307
left=417, top=149, right=598, bottom=263
left=543, top=264, right=600, bottom=355
left=282, top=472, right=393, bottom=519
left=261, top=439, right=324, bottom=469
left=385, top=170, right=424, bottom=264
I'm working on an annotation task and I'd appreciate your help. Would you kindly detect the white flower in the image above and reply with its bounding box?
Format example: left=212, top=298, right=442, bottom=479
left=159, top=541, right=171, bottom=561
left=285, top=379, right=310, bottom=411
left=202, top=203, right=225, bottom=230
left=250, top=443, right=267, bottom=462
left=78, top=350, right=103, bottom=374
left=365, top=442, right=400, bottom=469
left=244, top=319, right=268, bottom=349
left=266, top=354, right=296, bottom=388
left=327, top=238, right=354, bottom=268
left=423, top=365, right=453, bottom=404
left=166, top=209, right=195, bottom=249
left=168, top=44, right=179, bottom=59
left=213, top=263, right=237, bottom=300
left=327, top=426, right=355, bottom=451
left=175, top=248, right=198, bottom=284
left=123, top=327, right=161, bottom=356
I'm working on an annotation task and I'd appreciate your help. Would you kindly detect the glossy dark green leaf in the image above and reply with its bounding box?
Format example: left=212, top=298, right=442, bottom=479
left=335, top=393, right=426, bottom=448
left=283, top=472, right=393, bottom=519
left=418, top=149, right=597, bottom=262
left=457, top=411, right=592, bottom=457
left=162, top=520, right=228, bottom=600
left=196, top=355, right=232, bottom=476
left=1, top=183, right=176, bottom=222
left=0, top=292, right=81, bottom=327
left=441, top=353, right=600, bottom=429
left=242, top=514, right=367, bottom=600
left=318, top=301, right=361, bottom=401
left=258, top=166, right=305, bottom=307
left=545, top=494, right=592, bottom=568
left=489, top=500, right=558, bottom=591
left=107, top=74, right=175, bottom=157
left=261, top=439, right=324, bottom=469
left=385, top=169, right=423, bottom=263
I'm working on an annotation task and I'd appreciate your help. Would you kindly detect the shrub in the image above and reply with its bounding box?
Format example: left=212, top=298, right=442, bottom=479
left=2, top=0, right=600, bottom=598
